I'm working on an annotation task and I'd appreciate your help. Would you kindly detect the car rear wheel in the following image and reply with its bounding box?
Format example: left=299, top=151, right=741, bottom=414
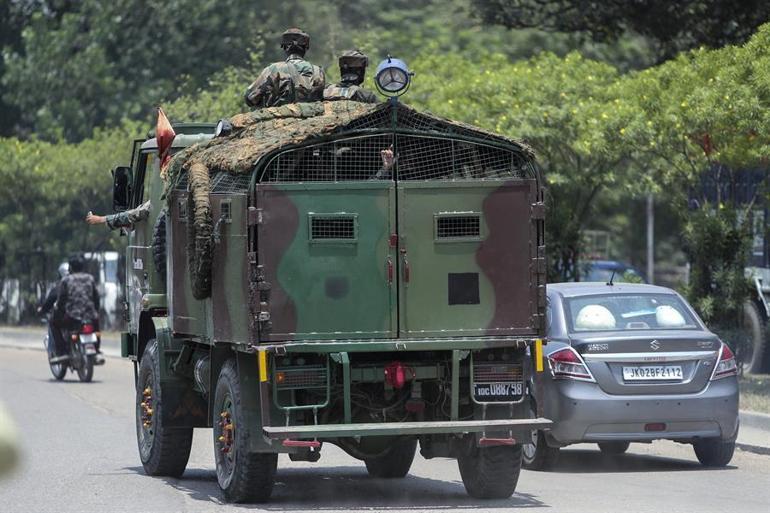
left=522, top=429, right=560, bottom=470
left=597, top=441, right=630, bottom=455
left=458, top=443, right=522, bottom=499
left=693, top=438, right=735, bottom=467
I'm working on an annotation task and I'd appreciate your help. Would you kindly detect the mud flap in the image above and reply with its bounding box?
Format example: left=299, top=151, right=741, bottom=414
left=235, top=351, right=274, bottom=453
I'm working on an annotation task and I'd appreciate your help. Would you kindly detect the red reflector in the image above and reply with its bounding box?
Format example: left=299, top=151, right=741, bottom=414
left=405, top=399, right=425, bottom=413
left=720, top=343, right=735, bottom=361
left=282, top=439, right=321, bottom=448
left=384, top=361, right=415, bottom=389
left=645, top=423, right=666, bottom=432
left=82, top=324, right=95, bottom=334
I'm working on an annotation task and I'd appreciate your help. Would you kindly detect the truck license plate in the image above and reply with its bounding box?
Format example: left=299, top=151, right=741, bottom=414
left=622, top=365, right=683, bottom=381
left=473, top=382, right=523, bottom=401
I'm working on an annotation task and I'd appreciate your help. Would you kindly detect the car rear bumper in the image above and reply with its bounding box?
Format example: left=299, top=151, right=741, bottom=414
left=544, top=377, right=739, bottom=445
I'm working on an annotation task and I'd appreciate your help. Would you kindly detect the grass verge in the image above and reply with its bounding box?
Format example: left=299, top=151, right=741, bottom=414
left=740, top=373, right=770, bottom=414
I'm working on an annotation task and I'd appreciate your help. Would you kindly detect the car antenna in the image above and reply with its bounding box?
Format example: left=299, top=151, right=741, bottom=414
left=607, top=270, right=616, bottom=286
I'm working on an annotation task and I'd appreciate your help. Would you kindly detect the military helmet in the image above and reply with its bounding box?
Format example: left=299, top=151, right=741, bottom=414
left=281, top=28, right=310, bottom=52
left=339, top=50, right=368, bottom=70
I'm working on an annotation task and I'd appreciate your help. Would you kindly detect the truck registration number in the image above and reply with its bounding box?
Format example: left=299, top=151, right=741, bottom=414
left=473, top=382, right=523, bottom=402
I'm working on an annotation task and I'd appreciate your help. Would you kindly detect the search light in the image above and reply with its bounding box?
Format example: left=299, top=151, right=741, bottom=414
left=215, top=119, right=233, bottom=138
left=375, top=56, right=413, bottom=96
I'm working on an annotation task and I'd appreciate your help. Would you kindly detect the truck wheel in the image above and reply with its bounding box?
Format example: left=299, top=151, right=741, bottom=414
left=742, top=301, right=767, bottom=374
left=458, top=443, right=522, bottom=499
left=522, top=429, right=560, bottom=470
left=598, top=441, right=630, bottom=455
left=152, top=209, right=167, bottom=284
left=693, top=438, right=735, bottom=467
left=136, top=339, right=193, bottom=477
left=214, top=359, right=277, bottom=503
left=364, top=437, right=417, bottom=478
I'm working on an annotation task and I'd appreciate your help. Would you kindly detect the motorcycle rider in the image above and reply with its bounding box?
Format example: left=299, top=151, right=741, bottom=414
left=40, top=254, right=104, bottom=364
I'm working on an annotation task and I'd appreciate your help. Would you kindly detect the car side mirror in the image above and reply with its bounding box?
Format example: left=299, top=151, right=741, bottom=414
left=112, top=166, right=132, bottom=212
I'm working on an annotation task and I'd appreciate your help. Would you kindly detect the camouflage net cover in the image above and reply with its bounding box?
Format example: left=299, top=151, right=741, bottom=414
left=166, top=100, right=534, bottom=299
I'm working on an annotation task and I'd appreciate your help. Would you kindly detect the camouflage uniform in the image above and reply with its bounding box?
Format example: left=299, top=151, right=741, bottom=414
left=244, top=56, right=326, bottom=108
left=323, top=82, right=377, bottom=103
left=324, top=50, right=377, bottom=104
left=106, top=200, right=151, bottom=230
left=54, top=272, right=100, bottom=323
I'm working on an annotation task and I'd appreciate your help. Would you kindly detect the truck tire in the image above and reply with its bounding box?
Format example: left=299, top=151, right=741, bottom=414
left=152, top=209, right=167, bottom=284
left=364, top=437, right=417, bottom=478
left=742, top=301, right=768, bottom=374
left=458, top=443, right=522, bottom=499
left=693, top=438, right=735, bottom=467
left=136, top=339, right=193, bottom=477
left=598, top=441, right=630, bottom=455
left=187, top=161, right=212, bottom=300
left=522, top=429, right=560, bottom=470
left=214, top=359, right=277, bottom=503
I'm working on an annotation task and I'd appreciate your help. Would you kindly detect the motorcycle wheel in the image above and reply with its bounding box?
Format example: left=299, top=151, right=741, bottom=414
left=46, top=336, right=67, bottom=381
left=76, top=354, right=94, bottom=382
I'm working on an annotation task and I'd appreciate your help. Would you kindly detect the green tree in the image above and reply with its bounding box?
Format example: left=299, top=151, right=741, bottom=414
left=472, top=0, right=770, bottom=63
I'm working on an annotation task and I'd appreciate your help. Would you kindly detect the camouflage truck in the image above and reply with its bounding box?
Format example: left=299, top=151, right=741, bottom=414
left=114, top=99, right=550, bottom=502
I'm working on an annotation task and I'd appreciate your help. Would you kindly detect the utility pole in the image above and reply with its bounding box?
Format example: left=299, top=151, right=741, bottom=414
left=647, top=194, right=654, bottom=284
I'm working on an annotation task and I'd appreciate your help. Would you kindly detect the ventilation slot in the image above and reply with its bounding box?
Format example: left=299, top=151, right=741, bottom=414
left=435, top=214, right=481, bottom=241
left=309, top=215, right=357, bottom=242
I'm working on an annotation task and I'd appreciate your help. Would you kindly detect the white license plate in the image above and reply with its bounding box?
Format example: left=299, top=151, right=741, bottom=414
left=80, top=333, right=97, bottom=343
left=623, top=365, right=683, bottom=381
left=83, top=344, right=97, bottom=355
left=473, top=382, right=523, bottom=401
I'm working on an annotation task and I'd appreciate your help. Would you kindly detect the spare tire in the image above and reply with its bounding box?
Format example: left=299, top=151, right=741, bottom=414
left=152, top=209, right=167, bottom=284
left=187, top=161, right=213, bottom=300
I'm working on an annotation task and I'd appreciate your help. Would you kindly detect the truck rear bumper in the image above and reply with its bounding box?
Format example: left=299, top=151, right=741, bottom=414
left=264, top=418, right=552, bottom=439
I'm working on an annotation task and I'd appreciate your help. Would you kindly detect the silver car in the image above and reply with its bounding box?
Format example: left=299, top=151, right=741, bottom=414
left=523, top=282, right=739, bottom=469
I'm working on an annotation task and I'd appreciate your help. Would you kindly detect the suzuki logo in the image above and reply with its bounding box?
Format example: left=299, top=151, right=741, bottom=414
left=650, top=340, right=661, bottom=351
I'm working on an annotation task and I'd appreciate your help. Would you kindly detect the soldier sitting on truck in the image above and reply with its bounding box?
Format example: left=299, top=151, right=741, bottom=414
left=323, top=50, right=378, bottom=104
left=244, top=28, right=325, bottom=109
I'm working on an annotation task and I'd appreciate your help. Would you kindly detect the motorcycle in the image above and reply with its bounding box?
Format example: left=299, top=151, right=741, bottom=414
left=44, top=319, right=102, bottom=382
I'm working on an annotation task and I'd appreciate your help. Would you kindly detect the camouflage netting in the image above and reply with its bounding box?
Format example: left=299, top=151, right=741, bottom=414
left=167, top=100, right=534, bottom=299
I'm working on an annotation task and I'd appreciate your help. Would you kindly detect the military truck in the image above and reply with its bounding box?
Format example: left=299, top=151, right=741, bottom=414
left=114, top=96, right=550, bottom=502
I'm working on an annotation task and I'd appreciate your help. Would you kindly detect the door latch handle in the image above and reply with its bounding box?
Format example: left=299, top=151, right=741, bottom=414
left=386, top=256, right=393, bottom=286
left=401, top=249, right=410, bottom=283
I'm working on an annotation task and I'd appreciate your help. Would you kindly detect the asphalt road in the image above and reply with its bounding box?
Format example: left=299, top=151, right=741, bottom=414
left=1, top=329, right=770, bottom=513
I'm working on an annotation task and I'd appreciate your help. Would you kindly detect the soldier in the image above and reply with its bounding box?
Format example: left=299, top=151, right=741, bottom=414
left=324, top=50, right=378, bottom=103
left=244, top=28, right=325, bottom=109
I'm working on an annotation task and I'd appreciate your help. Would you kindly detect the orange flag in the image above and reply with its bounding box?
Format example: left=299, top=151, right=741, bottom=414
left=156, top=107, right=176, bottom=171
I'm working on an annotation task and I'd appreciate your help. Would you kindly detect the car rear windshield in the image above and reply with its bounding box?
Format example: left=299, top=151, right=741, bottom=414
left=565, top=293, right=699, bottom=332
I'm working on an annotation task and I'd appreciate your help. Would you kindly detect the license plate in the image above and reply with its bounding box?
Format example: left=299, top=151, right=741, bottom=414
left=83, top=344, right=97, bottom=355
left=473, top=382, right=523, bottom=401
left=623, top=365, right=683, bottom=381
left=80, top=333, right=97, bottom=343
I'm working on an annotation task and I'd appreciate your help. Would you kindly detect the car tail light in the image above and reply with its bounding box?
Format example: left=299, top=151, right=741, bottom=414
left=547, top=347, right=595, bottom=381
left=711, top=342, right=737, bottom=380
left=81, top=324, right=95, bottom=334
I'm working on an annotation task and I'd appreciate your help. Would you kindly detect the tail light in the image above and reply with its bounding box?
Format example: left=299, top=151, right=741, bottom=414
left=547, top=347, right=595, bottom=382
left=711, top=342, right=737, bottom=380
left=81, top=324, right=95, bottom=334
left=384, top=361, right=415, bottom=389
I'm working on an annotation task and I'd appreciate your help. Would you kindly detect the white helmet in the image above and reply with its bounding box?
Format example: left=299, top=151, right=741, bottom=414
left=58, top=263, right=69, bottom=279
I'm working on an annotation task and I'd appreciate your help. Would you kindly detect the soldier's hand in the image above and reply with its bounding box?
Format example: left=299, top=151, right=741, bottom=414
left=381, top=148, right=394, bottom=170
left=86, top=211, right=107, bottom=225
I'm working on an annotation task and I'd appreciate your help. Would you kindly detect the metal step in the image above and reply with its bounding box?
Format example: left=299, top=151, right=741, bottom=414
left=264, top=418, right=552, bottom=439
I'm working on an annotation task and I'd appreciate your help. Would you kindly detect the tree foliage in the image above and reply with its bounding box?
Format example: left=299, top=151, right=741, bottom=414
left=472, top=0, right=770, bottom=62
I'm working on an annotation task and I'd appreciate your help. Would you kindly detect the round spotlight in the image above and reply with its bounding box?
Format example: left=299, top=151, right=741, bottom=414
left=215, top=119, right=233, bottom=138
left=375, top=57, right=413, bottom=96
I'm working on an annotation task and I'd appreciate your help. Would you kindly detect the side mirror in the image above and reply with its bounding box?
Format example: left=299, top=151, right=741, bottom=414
left=112, top=166, right=132, bottom=212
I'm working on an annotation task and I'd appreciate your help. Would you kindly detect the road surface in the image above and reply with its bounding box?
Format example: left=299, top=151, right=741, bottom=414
left=1, top=328, right=769, bottom=513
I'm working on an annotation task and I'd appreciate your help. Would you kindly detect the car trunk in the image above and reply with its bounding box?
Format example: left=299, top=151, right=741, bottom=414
left=571, top=331, right=721, bottom=395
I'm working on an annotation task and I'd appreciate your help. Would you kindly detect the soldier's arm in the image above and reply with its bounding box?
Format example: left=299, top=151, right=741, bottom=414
left=54, top=280, right=67, bottom=317
left=39, top=286, right=58, bottom=314
left=102, top=200, right=152, bottom=230
left=244, top=67, right=274, bottom=108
